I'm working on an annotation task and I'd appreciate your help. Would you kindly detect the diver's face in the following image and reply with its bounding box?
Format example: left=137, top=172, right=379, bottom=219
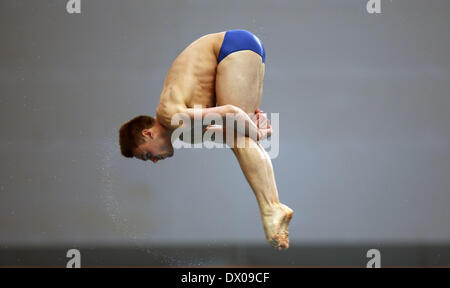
left=133, top=131, right=174, bottom=164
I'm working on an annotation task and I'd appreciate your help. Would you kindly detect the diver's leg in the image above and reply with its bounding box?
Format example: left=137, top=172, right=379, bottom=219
left=216, top=50, right=293, bottom=250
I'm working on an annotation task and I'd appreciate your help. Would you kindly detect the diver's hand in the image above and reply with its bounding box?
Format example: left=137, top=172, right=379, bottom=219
left=252, top=109, right=272, bottom=140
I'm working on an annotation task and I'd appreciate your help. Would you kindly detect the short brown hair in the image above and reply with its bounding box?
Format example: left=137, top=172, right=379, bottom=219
left=119, top=115, right=155, bottom=158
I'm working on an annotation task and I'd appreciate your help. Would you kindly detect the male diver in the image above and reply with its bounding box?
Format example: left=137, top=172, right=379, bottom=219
left=119, top=30, right=293, bottom=250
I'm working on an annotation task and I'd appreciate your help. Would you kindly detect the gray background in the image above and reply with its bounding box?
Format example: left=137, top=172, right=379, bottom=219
left=1, top=0, right=450, bottom=254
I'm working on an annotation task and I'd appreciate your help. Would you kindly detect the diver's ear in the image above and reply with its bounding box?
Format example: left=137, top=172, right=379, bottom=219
left=142, top=129, right=154, bottom=139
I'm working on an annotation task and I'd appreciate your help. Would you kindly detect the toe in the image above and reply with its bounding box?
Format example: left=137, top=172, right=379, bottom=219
left=268, top=238, right=279, bottom=248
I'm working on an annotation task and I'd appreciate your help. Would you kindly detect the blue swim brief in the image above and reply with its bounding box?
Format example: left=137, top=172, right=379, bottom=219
left=217, top=29, right=266, bottom=64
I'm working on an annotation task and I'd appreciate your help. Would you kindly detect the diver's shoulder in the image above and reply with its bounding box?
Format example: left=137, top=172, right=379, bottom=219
left=157, top=85, right=187, bottom=115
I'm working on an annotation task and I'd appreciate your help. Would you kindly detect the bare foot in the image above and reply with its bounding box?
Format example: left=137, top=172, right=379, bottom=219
left=260, top=203, right=293, bottom=251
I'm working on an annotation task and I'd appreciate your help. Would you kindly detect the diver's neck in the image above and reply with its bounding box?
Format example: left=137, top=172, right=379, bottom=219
left=154, top=119, right=173, bottom=138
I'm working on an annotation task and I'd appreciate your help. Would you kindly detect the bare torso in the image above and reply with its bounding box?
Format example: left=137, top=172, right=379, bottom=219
left=156, top=31, right=226, bottom=128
